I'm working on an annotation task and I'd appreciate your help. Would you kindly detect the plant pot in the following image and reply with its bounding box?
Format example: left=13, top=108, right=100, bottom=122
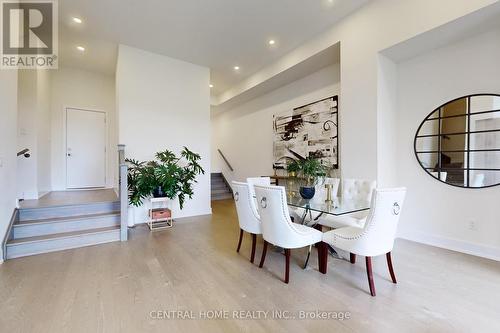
left=153, top=186, right=166, bottom=198
left=299, top=186, right=315, bottom=200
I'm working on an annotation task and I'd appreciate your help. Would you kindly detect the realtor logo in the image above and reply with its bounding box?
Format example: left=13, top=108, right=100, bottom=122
left=1, top=0, right=58, bottom=69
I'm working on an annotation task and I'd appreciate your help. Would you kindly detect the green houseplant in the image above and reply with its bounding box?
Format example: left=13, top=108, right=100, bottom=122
left=289, top=158, right=327, bottom=199
left=286, top=159, right=301, bottom=177
left=126, top=147, right=205, bottom=209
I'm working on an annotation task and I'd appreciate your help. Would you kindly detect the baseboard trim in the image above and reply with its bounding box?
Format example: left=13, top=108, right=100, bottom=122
left=398, top=231, right=500, bottom=262
left=1, top=208, right=18, bottom=261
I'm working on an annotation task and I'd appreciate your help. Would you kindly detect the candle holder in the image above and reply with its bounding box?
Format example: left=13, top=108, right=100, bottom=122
left=325, top=184, right=333, bottom=204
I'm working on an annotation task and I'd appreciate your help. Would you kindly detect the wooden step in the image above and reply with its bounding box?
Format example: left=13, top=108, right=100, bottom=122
left=212, top=193, right=233, bottom=201
left=19, top=201, right=120, bottom=221
left=211, top=188, right=232, bottom=196
left=6, top=226, right=120, bottom=259
left=13, top=212, right=120, bottom=239
left=211, top=184, right=227, bottom=190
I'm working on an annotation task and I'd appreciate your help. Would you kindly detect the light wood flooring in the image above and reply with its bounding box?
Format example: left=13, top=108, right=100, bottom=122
left=1, top=199, right=499, bottom=332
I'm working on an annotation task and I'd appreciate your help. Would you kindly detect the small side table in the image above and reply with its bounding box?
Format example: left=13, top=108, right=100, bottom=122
left=148, top=197, right=173, bottom=231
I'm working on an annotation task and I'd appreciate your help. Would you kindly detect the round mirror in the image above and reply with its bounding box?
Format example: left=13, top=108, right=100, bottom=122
left=414, top=94, right=500, bottom=188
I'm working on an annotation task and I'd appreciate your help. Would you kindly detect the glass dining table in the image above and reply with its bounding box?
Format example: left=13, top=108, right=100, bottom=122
left=286, top=195, right=371, bottom=268
left=287, top=195, right=371, bottom=223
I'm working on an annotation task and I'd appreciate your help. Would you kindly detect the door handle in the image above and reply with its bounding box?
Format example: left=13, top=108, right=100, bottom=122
left=67, top=153, right=72, bottom=156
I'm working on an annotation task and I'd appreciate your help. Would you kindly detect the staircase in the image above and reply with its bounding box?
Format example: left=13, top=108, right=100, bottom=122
left=5, top=201, right=121, bottom=259
left=211, top=173, right=233, bottom=201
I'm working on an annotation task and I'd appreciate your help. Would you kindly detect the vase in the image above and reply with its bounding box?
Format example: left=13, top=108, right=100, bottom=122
left=153, top=186, right=166, bottom=198
left=299, top=186, right=315, bottom=199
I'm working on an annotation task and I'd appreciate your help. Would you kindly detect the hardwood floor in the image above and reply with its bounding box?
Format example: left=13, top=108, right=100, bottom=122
left=1, top=199, right=499, bottom=332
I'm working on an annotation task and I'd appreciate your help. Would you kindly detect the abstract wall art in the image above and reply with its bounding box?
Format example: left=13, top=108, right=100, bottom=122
left=273, top=95, right=339, bottom=169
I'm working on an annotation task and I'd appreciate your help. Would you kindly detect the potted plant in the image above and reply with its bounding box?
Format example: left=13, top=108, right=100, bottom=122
left=293, top=158, right=327, bottom=199
left=286, top=159, right=301, bottom=177
left=126, top=147, right=205, bottom=209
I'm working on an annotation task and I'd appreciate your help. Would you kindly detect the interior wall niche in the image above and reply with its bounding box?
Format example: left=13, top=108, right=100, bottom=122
left=414, top=94, right=500, bottom=188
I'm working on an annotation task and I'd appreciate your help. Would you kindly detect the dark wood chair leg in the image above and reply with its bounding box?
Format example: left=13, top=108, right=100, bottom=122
left=236, top=229, right=243, bottom=253
left=318, top=242, right=328, bottom=274
left=386, top=252, right=397, bottom=284
left=284, top=249, right=291, bottom=284
left=350, top=253, right=356, bottom=264
left=259, top=240, right=268, bottom=268
left=365, top=257, right=376, bottom=296
left=313, top=225, right=322, bottom=248
left=250, top=234, right=257, bottom=263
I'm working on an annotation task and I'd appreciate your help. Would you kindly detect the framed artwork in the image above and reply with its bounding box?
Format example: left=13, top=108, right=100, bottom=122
left=273, top=95, right=338, bottom=169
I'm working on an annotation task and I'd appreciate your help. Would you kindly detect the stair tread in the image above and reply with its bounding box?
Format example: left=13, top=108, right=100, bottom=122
left=7, top=226, right=120, bottom=245
left=16, top=211, right=120, bottom=226
left=212, top=194, right=233, bottom=200
left=19, top=200, right=120, bottom=211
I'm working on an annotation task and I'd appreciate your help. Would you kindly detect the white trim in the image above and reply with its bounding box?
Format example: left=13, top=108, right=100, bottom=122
left=64, top=106, right=108, bottom=190
left=398, top=231, right=500, bottom=262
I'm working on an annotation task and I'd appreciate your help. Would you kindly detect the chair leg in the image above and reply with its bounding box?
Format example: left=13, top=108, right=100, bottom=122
left=236, top=229, right=243, bottom=253
left=318, top=242, right=328, bottom=274
left=250, top=234, right=257, bottom=263
left=386, top=252, right=397, bottom=284
left=350, top=253, right=356, bottom=264
left=313, top=225, right=322, bottom=248
left=303, top=245, right=312, bottom=269
left=284, top=249, right=291, bottom=284
left=259, top=240, right=268, bottom=268
left=365, top=257, right=376, bottom=296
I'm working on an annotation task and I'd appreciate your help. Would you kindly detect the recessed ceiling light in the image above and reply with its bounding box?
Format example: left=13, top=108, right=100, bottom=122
left=209, top=84, right=214, bottom=88
left=234, top=66, right=240, bottom=71
left=72, top=17, right=82, bottom=24
left=76, top=46, right=85, bottom=52
left=268, top=39, right=276, bottom=45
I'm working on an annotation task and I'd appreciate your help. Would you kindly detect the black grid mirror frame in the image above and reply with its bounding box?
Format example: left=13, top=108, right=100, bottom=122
left=414, top=93, right=500, bottom=189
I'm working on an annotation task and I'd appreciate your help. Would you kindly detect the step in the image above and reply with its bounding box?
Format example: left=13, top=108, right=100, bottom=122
left=211, top=188, right=232, bottom=196
left=19, top=201, right=120, bottom=221
left=6, top=226, right=121, bottom=259
left=212, top=193, right=233, bottom=201
left=13, top=212, right=120, bottom=239
left=211, top=183, right=228, bottom=190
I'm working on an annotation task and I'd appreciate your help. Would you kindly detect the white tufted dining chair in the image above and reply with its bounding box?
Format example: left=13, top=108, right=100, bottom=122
left=317, top=179, right=376, bottom=230
left=254, top=185, right=323, bottom=283
left=289, top=178, right=340, bottom=225
left=232, top=181, right=262, bottom=264
left=318, top=187, right=407, bottom=296
left=246, top=177, right=271, bottom=205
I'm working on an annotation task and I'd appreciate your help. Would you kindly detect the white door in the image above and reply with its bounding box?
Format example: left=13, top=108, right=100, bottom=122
left=66, top=108, right=106, bottom=188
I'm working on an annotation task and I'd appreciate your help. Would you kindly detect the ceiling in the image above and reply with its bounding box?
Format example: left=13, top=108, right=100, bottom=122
left=58, top=0, right=369, bottom=94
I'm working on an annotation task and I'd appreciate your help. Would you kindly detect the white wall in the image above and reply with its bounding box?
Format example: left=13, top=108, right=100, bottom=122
left=17, top=71, right=38, bottom=199
left=16, top=69, right=52, bottom=199
left=216, top=0, right=498, bottom=183
left=50, top=67, right=117, bottom=190
left=212, top=64, right=340, bottom=184
left=0, top=71, right=18, bottom=261
left=116, top=45, right=211, bottom=222
left=36, top=70, right=52, bottom=196
left=395, top=29, right=500, bottom=260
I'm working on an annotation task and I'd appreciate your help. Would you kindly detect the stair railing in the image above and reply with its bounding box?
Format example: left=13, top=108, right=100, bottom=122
left=118, top=144, right=128, bottom=241
left=217, top=149, right=234, bottom=172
